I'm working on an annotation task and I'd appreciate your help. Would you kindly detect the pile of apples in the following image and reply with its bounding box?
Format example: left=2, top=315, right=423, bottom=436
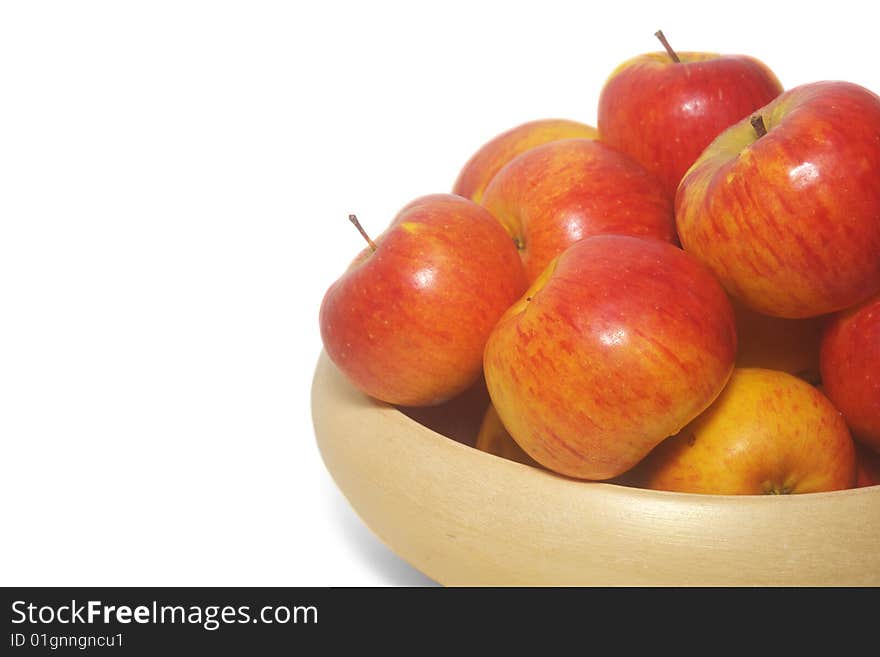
left=319, top=32, right=880, bottom=495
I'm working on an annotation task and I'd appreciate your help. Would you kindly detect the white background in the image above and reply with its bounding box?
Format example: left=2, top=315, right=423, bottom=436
left=0, top=1, right=875, bottom=586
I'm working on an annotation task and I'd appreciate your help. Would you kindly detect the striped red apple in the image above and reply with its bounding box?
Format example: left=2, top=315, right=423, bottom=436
left=820, top=293, right=880, bottom=453
left=483, top=235, right=737, bottom=480
left=676, top=80, right=880, bottom=319
left=480, top=138, right=675, bottom=283
left=320, top=194, right=526, bottom=407
left=598, top=31, right=782, bottom=197
left=453, top=118, right=598, bottom=203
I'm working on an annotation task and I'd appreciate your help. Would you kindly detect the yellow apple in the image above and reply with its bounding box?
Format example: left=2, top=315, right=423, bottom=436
left=633, top=368, right=856, bottom=495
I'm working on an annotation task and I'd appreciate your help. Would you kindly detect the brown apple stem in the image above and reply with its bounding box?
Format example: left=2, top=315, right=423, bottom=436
left=348, top=214, right=377, bottom=252
left=750, top=114, right=768, bottom=138
left=654, top=30, right=680, bottom=63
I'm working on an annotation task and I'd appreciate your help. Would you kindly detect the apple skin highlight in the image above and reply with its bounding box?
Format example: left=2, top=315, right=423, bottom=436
left=483, top=234, right=737, bottom=481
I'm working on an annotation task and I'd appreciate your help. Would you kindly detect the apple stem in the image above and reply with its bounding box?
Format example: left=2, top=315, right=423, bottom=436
left=348, top=214, right=377, bottom=252
left=750, top=114, right=768, bottom=138
left=654, top=30, right=680, bottom=63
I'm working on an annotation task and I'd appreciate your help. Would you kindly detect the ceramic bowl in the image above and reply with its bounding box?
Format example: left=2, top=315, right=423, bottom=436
left=311, top=351, right=880, bottom=586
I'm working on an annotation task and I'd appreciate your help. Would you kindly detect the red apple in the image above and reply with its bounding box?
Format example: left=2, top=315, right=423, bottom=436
left=480, top=138, right=675, bottom=283
left=483, top=234, right=737, bottom=480
left=452, top=118, right=598, bottom=203
left=319, top=194, right=527, bottom=407
left=819, top=293, right=880, bottom=452
left=631, top=368, right=856, bottom=495
left=597, top=32, right=782, bottom=197
left=676, top=80, right=880, bottom=319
